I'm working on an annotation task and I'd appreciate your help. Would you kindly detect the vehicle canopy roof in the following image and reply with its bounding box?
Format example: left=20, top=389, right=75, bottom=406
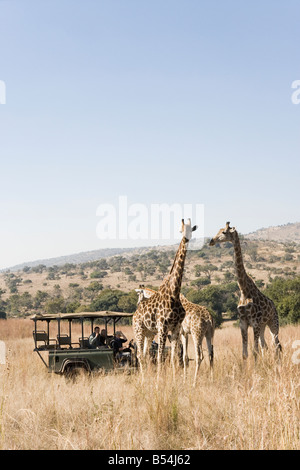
left=30, top=311, right=133, bottom=321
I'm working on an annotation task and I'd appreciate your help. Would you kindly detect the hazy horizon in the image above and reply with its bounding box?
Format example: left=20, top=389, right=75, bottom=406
left=2, top=219, right=299, bottom=271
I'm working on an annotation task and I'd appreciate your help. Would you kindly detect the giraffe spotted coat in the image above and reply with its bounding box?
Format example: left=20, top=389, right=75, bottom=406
left=210, top=222, right=282, bottom=359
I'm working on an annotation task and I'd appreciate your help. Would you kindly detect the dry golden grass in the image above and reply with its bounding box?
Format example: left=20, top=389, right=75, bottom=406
left=0, top=319, right=299, bottom=450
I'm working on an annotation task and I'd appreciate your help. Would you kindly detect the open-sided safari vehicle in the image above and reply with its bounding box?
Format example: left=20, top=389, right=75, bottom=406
left=31, top=311, right=136, bottom=375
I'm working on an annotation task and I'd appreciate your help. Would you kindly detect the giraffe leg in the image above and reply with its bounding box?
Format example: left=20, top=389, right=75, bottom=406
left=205, top=332, right=214, bottom=370
left=134, top=321, right=146, bottom=378
left=259, top=324, right=268, bottom=355
left=268, top=317, right=282, bottom=358
left=143, top=336, right=149, bottom=357
left=178, top=336, right=184, bottom=368
left=181, top=333, right=189, bottom=368
left=170, top=327, right=181, bottom=381
left=143, top=333, right=155, bottom=361
left=157, top=327, right=168, bottom=382
left=193, top=334, right=204, bottom=387
left=180, top=333, right=188, bottom=382
left=252, top=324, right=260, bottom=360
left=136, top=338, right=146, bottom=377
left=206, top=319, right=215, bottom=379
left=240, top=319, right=248, bottom=360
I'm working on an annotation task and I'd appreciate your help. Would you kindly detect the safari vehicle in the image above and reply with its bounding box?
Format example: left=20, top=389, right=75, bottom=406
left=31, top=311, right=136, bottom=375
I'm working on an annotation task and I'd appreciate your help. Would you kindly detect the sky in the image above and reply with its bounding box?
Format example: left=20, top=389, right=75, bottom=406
left=0, top=0, right=299, bottom=269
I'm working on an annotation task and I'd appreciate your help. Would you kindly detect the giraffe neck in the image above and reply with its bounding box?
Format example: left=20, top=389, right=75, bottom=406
left=232, top=231, right=253, bottom=295
left=167, top=237, right=188, bottom=298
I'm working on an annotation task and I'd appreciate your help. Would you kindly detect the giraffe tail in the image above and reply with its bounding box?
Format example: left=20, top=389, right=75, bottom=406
left=206, top=317, right=215, bottom=368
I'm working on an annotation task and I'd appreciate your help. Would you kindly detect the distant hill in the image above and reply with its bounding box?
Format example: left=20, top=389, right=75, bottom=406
left=1, top=243, right=179, bottom=273
left=245, top=222, right=300, bottom=244
left=1, top=247, right=136, bottom=273
left=3, top=221, right=300, bottom=273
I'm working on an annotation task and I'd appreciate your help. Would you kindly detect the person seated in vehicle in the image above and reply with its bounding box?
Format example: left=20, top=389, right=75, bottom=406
left=113, top=331, right=131, bottom=360
left=88, top=326, right=107, bottom=349
left=99, top=329, right=107, bottom=346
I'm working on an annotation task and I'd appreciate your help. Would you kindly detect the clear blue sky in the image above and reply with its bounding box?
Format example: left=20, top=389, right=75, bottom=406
left=0, top=0, right=299, bottom=269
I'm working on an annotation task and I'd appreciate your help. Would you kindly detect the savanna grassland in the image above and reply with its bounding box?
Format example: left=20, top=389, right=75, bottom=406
left=0, top=318, right=299, bottom=450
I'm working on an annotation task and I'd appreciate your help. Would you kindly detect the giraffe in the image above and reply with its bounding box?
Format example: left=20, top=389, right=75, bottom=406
left=132, top=219, right=197, bottom=380
left=209, top=222, right=282, bottom=359
left=135, top=286, right=215, bottom=386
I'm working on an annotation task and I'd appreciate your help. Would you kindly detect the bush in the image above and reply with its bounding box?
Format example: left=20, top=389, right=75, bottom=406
left=90, top=289, right=124, bottom=312
left=191, top=278, right=211, bottom=287
left=46, top=272, right=60, bottom=280
left=90, top=289, right=138, bottom=315
left=185, top=282, right=239, bottom=327
left=117, top=291, right=138, bottom=313
left=90, top=270, right=108, bottom=279
left=66, top=301, right=81, bottom=313
left=45, top=297, right=65, bottom=314
left=86, top=281, right=103, bottom=292
left=264, top=276, right=300, bottom=324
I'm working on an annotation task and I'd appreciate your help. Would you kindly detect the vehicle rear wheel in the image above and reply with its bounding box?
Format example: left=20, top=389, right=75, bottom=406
left=64, top=364, right=88, bottom=381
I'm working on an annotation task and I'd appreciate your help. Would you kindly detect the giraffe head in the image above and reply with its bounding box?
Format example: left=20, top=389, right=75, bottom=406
left=135, top=285, right=155, bottom=304
left=209, top=221, right=236, bottom=246
left=180, top=218, right=198, bottom=242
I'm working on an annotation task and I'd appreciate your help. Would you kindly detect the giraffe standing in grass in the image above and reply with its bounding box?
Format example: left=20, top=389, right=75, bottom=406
left=133, top=219, right=197, bottom=380
left=180, top=295, right=215, bottom=380
left=209, top=222, right=282, bottom=359
left=136, top=286, right=215, bottom=386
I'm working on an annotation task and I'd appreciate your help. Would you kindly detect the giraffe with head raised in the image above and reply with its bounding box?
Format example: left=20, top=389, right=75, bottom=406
left=133, top=219, right=197, bottom=379
left=136, top=286, right=215, bottom=386
left=209, top=222, right=282, bottom=359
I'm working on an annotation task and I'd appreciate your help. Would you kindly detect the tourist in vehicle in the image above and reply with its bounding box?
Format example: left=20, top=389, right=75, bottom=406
left=113, top=330, right=132, bottom=364
left=113, top=331, right=130, bottom=354
left=99, top=329, right=107, bottom=346
left=88, top=326, right=103, bottom=349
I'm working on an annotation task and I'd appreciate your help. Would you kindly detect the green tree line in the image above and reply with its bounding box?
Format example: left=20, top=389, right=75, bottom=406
left=1, top=272, right=299, bottom=326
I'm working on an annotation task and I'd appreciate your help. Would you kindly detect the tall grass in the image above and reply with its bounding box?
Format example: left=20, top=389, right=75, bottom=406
left=0, top=319, right=299, bottom=449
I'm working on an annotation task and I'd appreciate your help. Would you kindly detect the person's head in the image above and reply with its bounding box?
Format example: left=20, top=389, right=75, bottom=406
left=100, top=329, right=106, bottom=337
left=115, top=331, right=121, bottom=337
left=94, top=326, right=100, bottom=334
